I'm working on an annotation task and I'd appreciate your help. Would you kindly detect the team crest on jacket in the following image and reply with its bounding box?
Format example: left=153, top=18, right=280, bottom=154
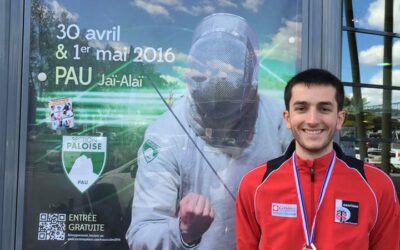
left=335, top=199, right=359, bottom=224
left=143, top=139, right=159, bottom=163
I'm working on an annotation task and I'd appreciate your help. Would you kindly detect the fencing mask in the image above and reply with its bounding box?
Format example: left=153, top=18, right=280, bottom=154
left=185, top=13, right=259, bottom=153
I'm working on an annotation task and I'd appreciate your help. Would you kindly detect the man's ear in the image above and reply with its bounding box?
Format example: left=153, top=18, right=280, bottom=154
left=336, top=110, right=346, bottom=130
left=283, top=110, right=291, bottom=129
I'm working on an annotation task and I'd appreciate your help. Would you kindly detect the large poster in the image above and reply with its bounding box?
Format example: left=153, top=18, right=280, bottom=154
left=23, top=0, right=302, bottom=249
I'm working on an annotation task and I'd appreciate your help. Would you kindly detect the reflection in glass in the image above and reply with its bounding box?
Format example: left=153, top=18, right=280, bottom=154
left=343, top=0, right=368, bottom=161
left=342, top=33, right=400, bottom=86
left=381, top=2, right=394, bottom=173
left=345, top=0, right=399, bottom=34
left=341, top=87, right=400, bottom=173
left=342, top=0, right=400, bottom=172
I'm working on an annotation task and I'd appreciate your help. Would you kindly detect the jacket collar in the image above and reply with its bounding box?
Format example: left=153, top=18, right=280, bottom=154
left=283, top=139, right=345, bottom=161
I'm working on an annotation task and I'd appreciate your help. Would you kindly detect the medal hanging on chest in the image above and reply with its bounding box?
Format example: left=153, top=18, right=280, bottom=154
left=293, top=152, right=336, bottom=250
left=302, top=243, right=316, bottom=250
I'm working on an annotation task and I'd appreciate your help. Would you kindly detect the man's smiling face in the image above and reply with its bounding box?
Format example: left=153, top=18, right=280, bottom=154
left=283, top=83, right=346, bottom=159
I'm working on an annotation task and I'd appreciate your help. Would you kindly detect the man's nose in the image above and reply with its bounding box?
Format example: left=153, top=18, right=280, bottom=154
left=306, top=108, right=320, bottom=124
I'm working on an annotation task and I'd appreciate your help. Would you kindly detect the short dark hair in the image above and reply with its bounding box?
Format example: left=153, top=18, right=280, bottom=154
left=284, top=68, right=344, bottom=111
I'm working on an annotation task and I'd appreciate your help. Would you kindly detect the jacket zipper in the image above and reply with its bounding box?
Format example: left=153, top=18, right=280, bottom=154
left=310, top=168, right=315, bottom=182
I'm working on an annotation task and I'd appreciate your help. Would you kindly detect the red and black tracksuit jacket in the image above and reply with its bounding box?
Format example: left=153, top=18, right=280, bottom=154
left=236, top=141, right=400, bottom=250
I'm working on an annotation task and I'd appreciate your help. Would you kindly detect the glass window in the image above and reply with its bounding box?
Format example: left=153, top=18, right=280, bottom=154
left=343, top=0, right=400, bottom=34
left=341, top=0, right=400, bottom=174
left=342, top=33, right=400, bottom=86
left=342, top=86, right=400, bottom=168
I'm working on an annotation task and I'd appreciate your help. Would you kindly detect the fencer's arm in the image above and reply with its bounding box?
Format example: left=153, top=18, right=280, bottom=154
left=126, top=168, right=214, bottom=249
left=126, top=130, right=216, bottom=249
left=126, top=149, right=188, bottom=249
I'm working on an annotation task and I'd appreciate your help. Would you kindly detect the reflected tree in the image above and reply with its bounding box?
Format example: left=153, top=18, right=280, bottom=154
left=381, top=0, right=393, bottom=173
left=344, top=0, right=368, bottom=161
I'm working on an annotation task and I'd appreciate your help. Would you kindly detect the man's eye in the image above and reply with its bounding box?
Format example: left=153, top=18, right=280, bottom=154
left=321, top=107, right=332, bottom=112
left=191, top=75, right=207, bottom=83
left=295, top=106, right=305, bottom=111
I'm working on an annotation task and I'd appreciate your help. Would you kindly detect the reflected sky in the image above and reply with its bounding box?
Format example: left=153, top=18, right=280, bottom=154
left=342, top=0, right=400, bottom=106
left=346, top=0, right=400, bottom=33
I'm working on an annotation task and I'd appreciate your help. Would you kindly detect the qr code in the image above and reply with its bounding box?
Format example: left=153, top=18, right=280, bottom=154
left=38, top=213, right=66, bottom=240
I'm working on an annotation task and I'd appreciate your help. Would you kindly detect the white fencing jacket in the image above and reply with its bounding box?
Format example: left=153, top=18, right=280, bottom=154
left=126, top=93, right=292, bottom=250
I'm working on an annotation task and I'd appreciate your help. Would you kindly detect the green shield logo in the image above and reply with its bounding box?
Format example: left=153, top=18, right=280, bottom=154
left=62, top=136, right=107, bottom=193
left=143, top=139, right=159, bottom=163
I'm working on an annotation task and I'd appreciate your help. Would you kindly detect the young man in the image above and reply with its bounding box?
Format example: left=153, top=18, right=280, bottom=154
left=236, top=68, right=400, bottom=250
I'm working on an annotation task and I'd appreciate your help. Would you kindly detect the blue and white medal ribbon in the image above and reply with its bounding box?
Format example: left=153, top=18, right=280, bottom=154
left=292, top=152, right=336, bottom=250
